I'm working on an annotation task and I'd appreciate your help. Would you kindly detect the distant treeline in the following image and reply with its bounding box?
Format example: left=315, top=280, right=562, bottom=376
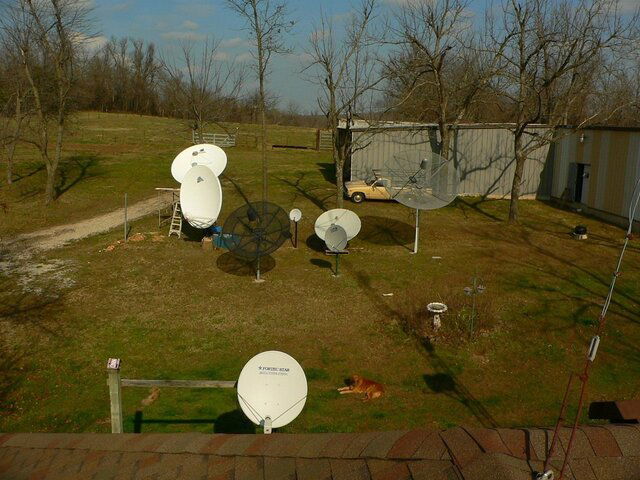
left=71, top=37, right=324, bottom=129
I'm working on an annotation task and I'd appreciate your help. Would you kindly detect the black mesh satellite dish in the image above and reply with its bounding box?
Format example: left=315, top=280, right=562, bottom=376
left=223, top=202, right=291, bottom=281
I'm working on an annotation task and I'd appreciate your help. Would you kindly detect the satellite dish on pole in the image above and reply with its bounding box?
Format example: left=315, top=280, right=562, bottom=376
left=179, top=165, right=222, bottom=229
left=314, top=209, right=361, bottom=241
left=289, top=208, right=302, bottom=248
left=223, top=202, right=291, bottom=282
left=325, top=224, right=348, bottom=252
left=237, top=350, right=308, bottom=434
left=289, top=208, right=302, bottom=222
left=172, top=144, right=227, bottom=183
left=383, top=150, right=460, bottom=253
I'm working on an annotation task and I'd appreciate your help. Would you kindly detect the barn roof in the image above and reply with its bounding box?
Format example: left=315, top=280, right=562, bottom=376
left=2, top=425, right=639, bottom=479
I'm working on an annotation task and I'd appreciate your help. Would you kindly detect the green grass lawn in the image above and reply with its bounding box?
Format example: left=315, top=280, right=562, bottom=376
left=0, top=112, right=321, bottom=237
left=0, top=112, right=639, bottom=434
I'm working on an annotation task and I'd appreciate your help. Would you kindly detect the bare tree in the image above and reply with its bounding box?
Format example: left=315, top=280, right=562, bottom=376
left=2, top=0, right=93, bottom=204
left=0, top=42, right=29, bottom=185
left=162, top=38, right=243, bottom=142
left=491, top=0, right=637, bottom=222
left=225, top=0, right=293, bottom=202
left=305, top=0, right=383, bottom=207
left=386, top=0, right=510, bottom=160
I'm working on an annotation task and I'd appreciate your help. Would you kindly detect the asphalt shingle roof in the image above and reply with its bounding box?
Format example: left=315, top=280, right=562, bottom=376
left=1, top=425, right=639, bottom=479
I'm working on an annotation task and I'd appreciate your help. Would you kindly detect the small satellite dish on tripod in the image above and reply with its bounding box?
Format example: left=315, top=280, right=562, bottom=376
left=289, top=208, right=302, bottom=248
left=315, top=210, right=358, bottom=277
left=223, top=202, right=291, bottom=282
left=383, top=150, right=460, bottom=254
left=325, top=224, right=347, bottom=252
left=171, top=144, right=227, bottom=183
left=325, top=224, right=349, bottom=276
left=314, top=209, right=361, bottom=241
left=237, top=350, right=308, bottom=434
left=179, top=165, right=223, bottom=229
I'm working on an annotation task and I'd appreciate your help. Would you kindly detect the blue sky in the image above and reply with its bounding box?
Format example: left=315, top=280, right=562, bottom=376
left=91, top=0, right=375, bottom=112
left=90, top=0, right=636, bottom=112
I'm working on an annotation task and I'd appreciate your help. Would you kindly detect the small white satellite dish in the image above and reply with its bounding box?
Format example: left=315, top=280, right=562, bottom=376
left=314, top=209, right=361, bottom=241
left=237, top=351, right=307, bottom=432
left=325, top=224, right=347, bottom=252
left=171, top=144, right=227, bottom=183
left=289, top=208, right=302, bottom=222
left=179, top=165, right=222, bottom=229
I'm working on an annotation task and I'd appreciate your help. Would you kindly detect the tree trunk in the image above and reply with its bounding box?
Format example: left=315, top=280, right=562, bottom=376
left=508, top=133, right=525, bottom=223
left=439, top=122, right=450, bottom=160
left=253, top=5, right=268, bottom=203
left=259, top=97, right=267, bottom=202
left=6, top=95, right=24, bottom=185
left=45, top=116, right=65, bottom=205
left=335, top=126, right=344, bottom=209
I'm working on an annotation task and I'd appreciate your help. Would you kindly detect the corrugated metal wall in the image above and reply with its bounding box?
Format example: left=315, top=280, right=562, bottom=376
left=552, top=129, right=640, bottom=221
left=351, top=126, right=553, bottom=199
left=350, top=128, right=435, bottom=181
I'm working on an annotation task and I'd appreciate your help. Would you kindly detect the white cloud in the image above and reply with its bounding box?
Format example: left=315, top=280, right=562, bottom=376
left=293, top=52, right=314, bottom=63
left=221, top=37, right=247, bottom=48
left=161, top=31, right=206, bottom=41
left=182, top=20, right=199, bottom=30
left=213, top=51, right=229, bottom=61
left=73, top=32, right=107, bottom=51
left=176, top=3, right=215, bottom=17
left=109, top=2, right=131, bottom=12
left=236, top=52, right=253, bottom=63
left=86, top=35, right=108, bottom=51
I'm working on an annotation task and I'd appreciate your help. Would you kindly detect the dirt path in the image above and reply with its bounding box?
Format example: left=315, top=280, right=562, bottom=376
left=5, top=193, right=173, bottom=255
left=0, top=193, right=173, bottom=293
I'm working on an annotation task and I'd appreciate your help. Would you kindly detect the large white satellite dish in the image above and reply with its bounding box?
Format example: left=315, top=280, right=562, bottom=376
left=314, top=209, right=361, bottom=241
left=237, top=351, right=307, bottom=433
left=179, top=165, right=222, bottom=229
left=383, top=149, right=460, bottom=254
left=171, top=144, right=227, bottom=183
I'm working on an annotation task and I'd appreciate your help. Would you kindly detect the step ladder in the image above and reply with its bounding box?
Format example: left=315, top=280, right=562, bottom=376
left=168, top=201, right=183, bottom=238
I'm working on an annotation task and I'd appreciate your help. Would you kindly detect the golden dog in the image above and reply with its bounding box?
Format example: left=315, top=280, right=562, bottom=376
left=337, top=375, right=385, bottom=401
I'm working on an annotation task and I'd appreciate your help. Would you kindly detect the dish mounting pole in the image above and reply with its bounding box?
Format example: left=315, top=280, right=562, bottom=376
left=254, top=257, right=265, bottom=283
left=263, top=417, right=272, bottom=434
left=412, top=208, right=420, bottom=254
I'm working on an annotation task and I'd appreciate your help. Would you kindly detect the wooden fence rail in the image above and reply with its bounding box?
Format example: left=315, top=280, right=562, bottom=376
left=107, top=358, right=235, bottom=434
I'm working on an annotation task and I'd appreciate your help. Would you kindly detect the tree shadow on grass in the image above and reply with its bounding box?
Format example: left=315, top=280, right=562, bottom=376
left=55, top=155, right=104, bottom=199
left=216, top=252, right=275, bottom=277
left=0, top=276, right=65, bottom=415
left=278, top=173, right=333, bottom=212
left=10, top=163, right=45, bottom=184
left=350, top=268, right=498, bottom=428
left=453, top=197, right=503, bottom=222
left=359, top=215, right=414, bottom=250
left=317, top=162, right=336, bottom=184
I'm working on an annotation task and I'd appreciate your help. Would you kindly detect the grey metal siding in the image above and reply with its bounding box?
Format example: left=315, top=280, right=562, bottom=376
left=351, top=126, right=552, bottom=199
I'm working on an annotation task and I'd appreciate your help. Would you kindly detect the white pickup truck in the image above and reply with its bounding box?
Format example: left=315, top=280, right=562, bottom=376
left=344, top=175, right=395, bottom=203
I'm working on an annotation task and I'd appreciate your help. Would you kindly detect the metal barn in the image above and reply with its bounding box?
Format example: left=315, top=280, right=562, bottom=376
left=341, top=122, right=640, bottom=228
left=551, top=127, right=640, bottom=226
left=347, top=123, right=553, bottom=199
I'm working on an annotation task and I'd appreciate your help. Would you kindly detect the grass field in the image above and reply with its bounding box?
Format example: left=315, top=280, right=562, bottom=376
left=1, top=112, right=639, bottom=434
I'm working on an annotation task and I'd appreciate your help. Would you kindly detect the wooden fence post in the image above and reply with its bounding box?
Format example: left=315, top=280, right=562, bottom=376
left=107, top=358, right=124, bottom=433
